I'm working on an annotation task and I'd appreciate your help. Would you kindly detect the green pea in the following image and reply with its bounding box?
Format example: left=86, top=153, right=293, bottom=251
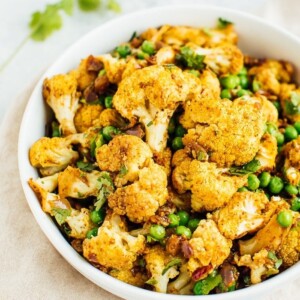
left=258, top=172, right=271, bottom=188
left=141, top=40, right=155, bottom=55
left=220, top=75, right=239, bottom=89
left=269, top=176, right=284, bottom=194
left=172, top=137, right=184, bottom=151
left=247, top=174, right=260, bottom=191
left=168, top=214, right=180, bottom=228
left=284, top=184, right=298, bottom=196
left=284, top=125, right=298, bottom=141
left=104, top=96, right=113, bottom=108
left=266, top=123, right=278, bottom=136
left=102, top=126, right=120, bottom=142
left=188, top=219, right=200, bottom=232
left=237, top=187, right=248, bottom=192
left=176, top=226, right=192, bottom=239
left=175, top=125, right=187, bottom=137
left=168, top=117, right=176, bottom=135
left=237, top=89, right=249, bottom=97
left=238, top=66, right=248, bottom=76
left=90, top=209, right=105, bottom=224
left=275, top=132, right=285, bottom=146
left=239, top=75, right=249, bottom=89
left=149, top=224, right=166, bottom=240
left=291, top=197, right=300, bottom=211
left=116, top=45, right=131, bottom=58
left=177, top=211, right=190, bottom=226
left=86, top=228, right=98, bottom=239
left=252, top=80, right=260, bottom=92
left=294, top=121, right=300, bottom=134
left=277, top=210, right=293, bottom=228
left=220, top=89, right=232, bottom=99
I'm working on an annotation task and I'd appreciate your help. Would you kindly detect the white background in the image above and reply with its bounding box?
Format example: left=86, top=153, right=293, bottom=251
left=0, top=0, right=299, bottom=125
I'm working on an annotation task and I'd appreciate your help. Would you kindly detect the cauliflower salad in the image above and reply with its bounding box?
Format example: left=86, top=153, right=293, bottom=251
left=28, top=18, right=300, bottom=295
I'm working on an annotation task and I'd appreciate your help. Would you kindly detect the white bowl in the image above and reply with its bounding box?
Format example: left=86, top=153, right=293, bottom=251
left=18, top=5, right=300, bottom=300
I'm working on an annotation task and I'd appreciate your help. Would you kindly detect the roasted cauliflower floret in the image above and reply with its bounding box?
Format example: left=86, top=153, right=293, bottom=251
left=71, top=55, right=103, bottom=91
left=182, top=96, right=266, bottom=167
left=83, top=212, right=145, bottom=270
left=249, top=60, right=293, bottom=95
left=283, top=137, right=300, bottom=185
left=28, top=174, right=71, bottom=214
left=255, top=133, right=277, bottom=172
left=172, top=157, right=246, bottom=212
left=187, top=219, right=232, bottom=277
left=213, top=191, right=269, bottom=240
left=109, top=268, right=147, bottom=287
left=43, top=73, right=80, bottom=136
left=66, top=208, right=94, bottom=239
left=74, top=103, right=104, bottom=133
left=58, top=166, right=103, bottom=199
left=96, top=108, right=127, bottom=128
left=29, top=137, right=79, bottom=176
left=234, top=249, right=280, bottom=284
left=189, top=43, right=243, bottom=75
left=113, top=65, right=191, bottom=152
left=108, top=160, right=168, bottom=223
left=144, top=245, right=180, bottom=293
left=279, top=88, right=300, bottom=123
left=259, top=96, right=278, bottom=124
left=278, top=218, right=300, bottom=267
left=239, top=200, right=292, bottom=255
left=96, top=135, right=153, bottom=187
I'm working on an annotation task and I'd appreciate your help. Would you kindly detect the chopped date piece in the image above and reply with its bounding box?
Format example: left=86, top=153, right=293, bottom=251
left=86, top=55, right=104, bottom=72
left=125, top=124, right=145, bottom=139
left=192, top=265, right=213, bottom=281
left=71, top=239, right=83, bottom=253
left=94, top=75, right=110, bottom=94
left=83, top=84, right=99, bottom=102
left=166, top=234, right=184, bottom=256
left=181, top=240, right=194, bottom=259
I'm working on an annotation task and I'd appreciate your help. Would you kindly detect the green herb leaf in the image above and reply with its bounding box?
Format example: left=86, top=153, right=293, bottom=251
left=76, top=161, right=96, bottom=172
left=119, top=165, right=128, bottom=177
left=176, top=46, right=205, bottom=70
left=51, top=121, right=61, bottom=137
left=52, top=208, right=71, bottom=225
left=268, top=251, right=283, bottom=269
left=94, top=172, right=114, bottom=210
left=78, top=0, right=100, bottom=11
left=285, top=92, right=300, bottom=115
left=147, top=121, right=153, bottom=127
left=107, top=0, right=121, bottom=13
left=129, top=31, right=137, bottom=42
left=218, top=17, right=233, bottom=29
left=162, top=258, right=182, bottom=275
left=29, top=0, right=74, bottom=41
left=145, top=277, right=158, bottom=286
left=229, top=159, right=261, bottom=176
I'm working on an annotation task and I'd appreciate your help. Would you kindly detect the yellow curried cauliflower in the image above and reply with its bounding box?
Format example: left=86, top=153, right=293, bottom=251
left=248, top=60, right=293, bottom=95
left=283, top=137, right=300, bottom=185
left=29, top=137, right=79, bottom=176
left=82, top=212, right=145, bottom=270
left=95, top=108, right=127, bottom=128
left=182, top=96, right=266, bottom=167
left=144, top=245, right=180, bottom=293
left=188, top=43, right=243, bottom=75
left=108, top=161, right=168, bottom=223
left=167, top=264, right=193, bottom=295
left=109, top=269, right=148, bottom=287
left=172, top=155, right=246, bottom=212
left=239, top=200, right=292, bottom=256
left=255, top=133, right=277, bottom=172
left=43, top=73, right=80, bottom=136
left=278, top=218, right=300, bottom=267
left=234, top=249, right=279, bottom=284
left=213, top=191, right=269, bottom=240
left=113, top=65, right=192, bottom=153
left=74, top=103, right=104, bottom=133
left=58, top=166, right=103, bottom=199
left=187, top=219, right=232, bottom=277
left=28, top=174, right=71, bottom=214
left=96, top=135, right=153, bottom=187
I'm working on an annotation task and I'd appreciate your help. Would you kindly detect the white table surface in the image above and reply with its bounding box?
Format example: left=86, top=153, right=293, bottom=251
left=1, top=0, right=300, bottom=299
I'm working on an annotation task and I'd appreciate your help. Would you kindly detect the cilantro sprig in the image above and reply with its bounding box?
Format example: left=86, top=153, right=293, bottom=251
left=94, top=172, right=114, bottom=210
left=0, top=0, right=121, bottom=72
left=176, top=46, right=205, bottom=70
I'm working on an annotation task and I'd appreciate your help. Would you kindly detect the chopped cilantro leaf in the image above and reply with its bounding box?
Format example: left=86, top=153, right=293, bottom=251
left=176, top=46, right=205, bottom=70
left=119, top=165, right=128, bottom=177
left=218, top=17, right=233, bottom=29
left=52, top=208, right=71, bottom=226
left=76, top=161, right=96, bottom=172
left=285, top=92, right=300, bottom=115
left=162, top=258, right=182, bottom=275
left=229, top=159, right=261, bottom=176
left=94, top=172, right=114, bottom=210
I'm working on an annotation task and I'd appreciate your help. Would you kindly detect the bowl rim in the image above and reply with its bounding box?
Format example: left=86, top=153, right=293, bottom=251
left=18, top=4, right=300, bottom=300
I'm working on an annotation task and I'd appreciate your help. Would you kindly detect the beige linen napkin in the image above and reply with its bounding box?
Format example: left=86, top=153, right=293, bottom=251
left=0, top=84, right=299, bottom=300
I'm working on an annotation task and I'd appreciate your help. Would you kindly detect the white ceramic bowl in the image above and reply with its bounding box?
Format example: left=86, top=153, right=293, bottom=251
left=18, top=5, right=300, bottom=300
